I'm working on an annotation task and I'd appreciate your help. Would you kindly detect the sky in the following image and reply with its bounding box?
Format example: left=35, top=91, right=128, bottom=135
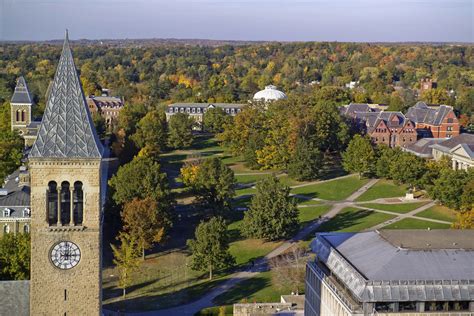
left=1, top=0, right=473, bottom=42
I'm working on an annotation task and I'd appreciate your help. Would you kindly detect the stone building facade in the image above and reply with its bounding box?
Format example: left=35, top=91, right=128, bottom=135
left=28, top=31, right=104, bottom=316
left=166, top=103, right=244, bottom=129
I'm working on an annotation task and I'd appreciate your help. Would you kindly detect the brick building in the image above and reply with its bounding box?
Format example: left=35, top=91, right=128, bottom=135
left=86, top=93, right=124, bottom=129
left=341, top=104, right=417, bottom=148
left=406, top=102, right=460, bottom=138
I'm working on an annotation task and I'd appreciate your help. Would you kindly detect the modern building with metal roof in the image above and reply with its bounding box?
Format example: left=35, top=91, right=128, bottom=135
left=305, top=230, right=474, bottom=315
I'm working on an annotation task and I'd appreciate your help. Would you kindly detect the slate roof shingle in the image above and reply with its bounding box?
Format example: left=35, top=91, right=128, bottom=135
left=29, top=31, right=103, bottom=159
left=10, top=77, right=33, bottom=104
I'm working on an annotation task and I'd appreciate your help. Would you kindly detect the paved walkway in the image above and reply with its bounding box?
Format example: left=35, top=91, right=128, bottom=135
left=103, top=177, right=381, bottom=316
left=367, top=201, right=451, bottom=230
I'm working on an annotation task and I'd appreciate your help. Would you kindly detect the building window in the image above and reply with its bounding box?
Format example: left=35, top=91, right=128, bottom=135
left=399, top=302, right=416, bottom=312
left=447, top=118, right=453, bottom=123
left=231, top=108, right=235, bottom=114
left=180, top=108, right=184, bottom=113
left=169, top=108, right=173, bottom=113
left=447, top=126, right=452, bottom=131
left=197, top=108, right=201, bottom=113
left=186, top=108, right=190, bottom=113
left=375, top=302, right=396, bottom=312
left=47, top=181, right=58, bottom=225
left=225, top=109, right=229, bottom=114
left=21, top=110, right=26, bottom=122
left=23, top=208, right=30, bottom=217
left=192, top=108, right=195, bottom=113
left=447, top=134, right=452, bottom=138
left=24, top=225, right=29, bottom=233
left=60, top=182, right=71, bottom=225
left=3, top=225, right=9, bottom=234
left=73, top=181, right=84, bottom=225
left=16, top=110, right=20, bottom=122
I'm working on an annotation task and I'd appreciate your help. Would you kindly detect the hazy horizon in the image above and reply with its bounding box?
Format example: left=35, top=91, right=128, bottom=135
left=1, top=0, right=473, bottom=42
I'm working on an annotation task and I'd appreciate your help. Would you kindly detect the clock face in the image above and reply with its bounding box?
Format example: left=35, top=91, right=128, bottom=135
left=50, top=241, right=81, bottom=270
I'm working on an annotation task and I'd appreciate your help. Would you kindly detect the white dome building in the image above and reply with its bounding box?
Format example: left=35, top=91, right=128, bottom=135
left=253, top=85, right=287, bottom=102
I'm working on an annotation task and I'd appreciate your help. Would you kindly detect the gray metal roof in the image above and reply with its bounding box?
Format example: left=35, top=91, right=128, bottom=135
left=311, top=230, right=474, bottom=302
left=0, top=170, right=30, bottom=218
left=0, top=281, right=29, bottom=316
left=431, top=133, right=474, bottom=154
left=29, top=31, right=103, bottom=159
left=10, top=76, right=33, bottom=104
left=403, top=138, right=446, bottom=158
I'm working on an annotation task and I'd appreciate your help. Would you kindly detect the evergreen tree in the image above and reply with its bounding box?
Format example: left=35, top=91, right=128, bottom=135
left=168, top=112, right=195, bottom=149
left=342, top=135, right=376, bottom=179
left=242, top=176, right=299, bottom=241
left=287, top=138, right=323, bottom=181
left=187, top=216, right=235, bottom=280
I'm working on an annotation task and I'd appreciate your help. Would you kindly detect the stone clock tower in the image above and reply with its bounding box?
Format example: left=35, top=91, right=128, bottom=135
left=28, top=31, right=104, bottom=316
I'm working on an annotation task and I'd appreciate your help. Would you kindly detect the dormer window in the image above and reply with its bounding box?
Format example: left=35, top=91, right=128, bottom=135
left=3, top=208, right=10, bottom=217
left=197, top=108, right=201, bottom=113
left=23, top=208, right=30, bottom=217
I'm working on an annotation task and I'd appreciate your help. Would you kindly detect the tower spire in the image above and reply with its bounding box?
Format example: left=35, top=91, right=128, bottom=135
left=29, top=31, right=103, bottom=159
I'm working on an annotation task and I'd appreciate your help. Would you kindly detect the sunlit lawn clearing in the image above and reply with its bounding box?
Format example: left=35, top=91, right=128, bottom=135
left=355, top=179, right=408, bottom=202
left=415, top=205, right=458, bottom=223
left=291, top=175, right=369, bottom=201
left=317, top=207, right=396, bottom=232
left=359, top=201, right=429, bottom=214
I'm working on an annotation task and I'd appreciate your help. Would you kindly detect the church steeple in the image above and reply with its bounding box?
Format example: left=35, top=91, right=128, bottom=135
left=30, top=31, right=103, bottom=159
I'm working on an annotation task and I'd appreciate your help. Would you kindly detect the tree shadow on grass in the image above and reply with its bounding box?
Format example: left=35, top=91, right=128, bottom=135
left=212, top=275, right=271, bottom=305
left=316, top=209, right=374, bottom=233
left=103, top=273, right=232, bottom=313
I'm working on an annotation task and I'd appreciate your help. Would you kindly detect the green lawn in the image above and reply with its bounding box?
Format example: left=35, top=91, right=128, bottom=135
left=291, top=176, right=369, bottom=201
left=360, top=202, right=429, bottom=214
left=235, top=187, right=256, bottom=197
left=213, top=271, right=293, bottom=306
left=317, top=207, right=396, bottom=232
left=235, top=174, right=272, bottom=184
left=298, top=205, right=332, bottom=227
left=416, top=205, right=458, bottom=223
left=383, top=218, right=451, bottom=229
left=355, top=179, right=408, bottom=202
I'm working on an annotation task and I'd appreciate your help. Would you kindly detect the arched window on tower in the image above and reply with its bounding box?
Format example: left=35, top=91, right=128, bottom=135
left=24, top=225, right=29, bottom=233
left=60, top=182, right=71, bottom=225
left=21, top=110, right=26, bottom=122
left=16, top=110, right=20, bottom=122
left=73, top=181, right=83, bottom=225
left=47, top=181, right=58, bottom=225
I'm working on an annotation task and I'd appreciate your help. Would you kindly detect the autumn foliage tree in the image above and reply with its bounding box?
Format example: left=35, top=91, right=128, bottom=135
left=342, top=135, right=376, bottom=179
left=111, top=232, right=141, bottom=298
left=122, top=198, right=172, bottom=260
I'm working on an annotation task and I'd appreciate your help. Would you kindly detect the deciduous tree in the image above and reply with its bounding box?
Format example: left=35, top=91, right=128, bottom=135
left=0, top=232, right=30, bottom=280
left=111, top=232, right=141, bottom=298
left=203, top=107, right=231, bottom=133
left=287, top=138, right=323, bottom=181
left=168, top=112, right=194, bottom=149
left=122, top=198, right=172, bottom=260
left=131, top=109, right=168, bottom=154
left=342, top=135, right=376, bottom=179
left=187, top=216, right=235, bottom=280
left=109, top=156, right=173, bottom=207
left=242, top=176, right=299, bottom=241
left=0, top=131, right=23, bottom=182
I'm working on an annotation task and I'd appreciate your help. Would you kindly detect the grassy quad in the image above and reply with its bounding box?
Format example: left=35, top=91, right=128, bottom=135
left=383, top=218, right=451, bottom=229
left=355, top=179, right=408, bottom=202
left=291, top=175, right=370, bottom=201
left=298, top=205, right=332, bottom=227
left=317, top=207, right=396, bottom=232
left=415, top=205, right=458, bottom=223
left=212, top=271, right=295, bottom=307
left=359, top=202, right=429, bottom=214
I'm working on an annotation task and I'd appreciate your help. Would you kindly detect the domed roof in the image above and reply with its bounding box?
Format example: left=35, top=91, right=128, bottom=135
left=253, top=85, right=287, bottom=102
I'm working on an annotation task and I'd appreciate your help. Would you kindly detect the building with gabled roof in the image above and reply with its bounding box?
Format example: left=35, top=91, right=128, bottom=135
left=406, top=101, right=460, bottom=139
left=10, top=77, right=41, bottom=146
left=305, top=230, right=474, bottom=316
left=27, top=30, right=104, bottom=316
left=430, top=133, right=474, bottom=170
